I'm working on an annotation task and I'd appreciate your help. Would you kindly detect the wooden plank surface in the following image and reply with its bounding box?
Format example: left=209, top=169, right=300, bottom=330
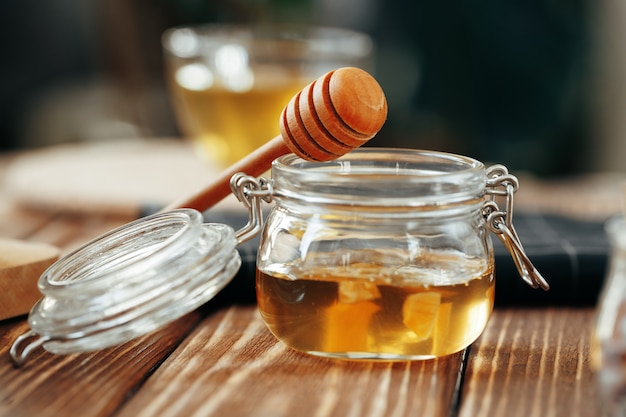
left=115, top=305, right=465, bottom=417
left=460, top=308, right=602, bottom=417
left=0, top=311, right=204, bottom=417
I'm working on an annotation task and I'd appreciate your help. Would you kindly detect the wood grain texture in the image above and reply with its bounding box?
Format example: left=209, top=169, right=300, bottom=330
left=116, top=305, right=464, bottom=417
left=459, top=308, right=602, bottom=417
left=0, top=311, right=204, bottom=417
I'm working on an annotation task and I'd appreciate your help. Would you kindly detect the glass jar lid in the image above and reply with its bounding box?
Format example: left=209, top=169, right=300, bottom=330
left=11, top=209, right=241, bottom=365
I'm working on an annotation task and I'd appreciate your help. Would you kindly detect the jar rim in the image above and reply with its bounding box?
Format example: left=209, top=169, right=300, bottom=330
left=40, top=210, right=203, bottom=291
left=271, top=148, right=486, bottom=208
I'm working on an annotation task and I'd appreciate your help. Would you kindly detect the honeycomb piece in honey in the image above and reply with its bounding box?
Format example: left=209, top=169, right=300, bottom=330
left=402, top=292, right=442, bottom=341
left=338, top=280, right=381, bottom=304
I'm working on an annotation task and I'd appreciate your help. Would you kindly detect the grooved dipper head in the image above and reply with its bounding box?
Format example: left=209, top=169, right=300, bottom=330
left=280, top=67, right=388, bottom=161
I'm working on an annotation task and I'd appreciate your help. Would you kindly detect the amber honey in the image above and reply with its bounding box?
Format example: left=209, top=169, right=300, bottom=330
left=167, top=66, right=306, bottom=165
left=257, top=258, right=495, bottom=359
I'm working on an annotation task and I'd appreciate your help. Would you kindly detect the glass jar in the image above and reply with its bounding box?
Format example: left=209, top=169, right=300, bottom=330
left=255, top=148, right=544, bottom=360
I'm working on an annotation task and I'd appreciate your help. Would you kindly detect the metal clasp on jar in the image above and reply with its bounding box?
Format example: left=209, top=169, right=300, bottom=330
left=483, top=165, right=550, bottom=290
left=230, top=173, right=273, bottom=244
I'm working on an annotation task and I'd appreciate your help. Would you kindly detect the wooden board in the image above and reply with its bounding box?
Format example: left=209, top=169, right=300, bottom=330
left=0, top=238, right=60, bottom=320
left=0, top=312, right=203, bottom=417
left=459, top=308, right=602, bottom=417
left=114, top=305, right=465, bottom=417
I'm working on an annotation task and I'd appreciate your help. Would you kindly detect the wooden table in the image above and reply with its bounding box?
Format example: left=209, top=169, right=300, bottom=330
left=0, top=146, right=607, bottom=417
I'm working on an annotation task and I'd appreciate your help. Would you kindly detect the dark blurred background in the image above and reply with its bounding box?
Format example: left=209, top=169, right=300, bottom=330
left=0, top=0, right=601, bottom=176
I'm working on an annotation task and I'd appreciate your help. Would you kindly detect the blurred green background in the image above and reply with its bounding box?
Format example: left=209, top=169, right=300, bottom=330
left=0, top=0, right=598, bottom=176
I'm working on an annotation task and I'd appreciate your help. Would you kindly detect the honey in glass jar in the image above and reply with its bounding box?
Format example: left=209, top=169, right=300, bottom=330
left=256, top=148, right=497, bottom=360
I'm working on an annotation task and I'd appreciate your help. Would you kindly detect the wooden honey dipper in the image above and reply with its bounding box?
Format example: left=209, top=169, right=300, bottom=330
left=165, top=67, right=387, bottom=212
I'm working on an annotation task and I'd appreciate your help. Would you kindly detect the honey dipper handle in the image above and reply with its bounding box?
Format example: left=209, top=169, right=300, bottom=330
left=162, top=135, right=288, bottom=212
